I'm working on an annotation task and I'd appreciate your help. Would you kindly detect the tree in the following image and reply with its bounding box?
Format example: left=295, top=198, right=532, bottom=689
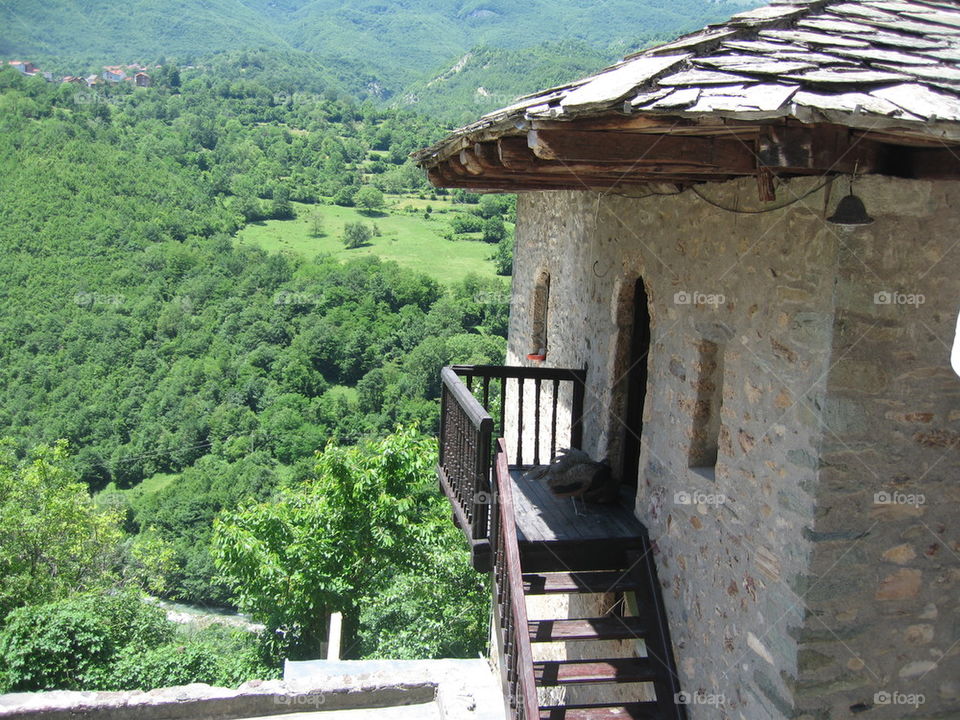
left=309, top=212, right=325, bottom=237
left=0, top=441, right=124, bottom=619
left=341, top=221, right=372, bottom=249
left=0, top=591, right=171, bottom=692
left=493, top=235, right=514, bottom=275
left=332, top=186, right=356, bottom=207
left=212, top=429, right=486, bottom=659
left=450, top=214, right=483, bottom=234
left=482, top=215, right=506, bottom=243
left=0, top=592, right=276, bottom=692
left=270, top=186, right=294, bottom=220
left=354, top=185, right=384, bottom=214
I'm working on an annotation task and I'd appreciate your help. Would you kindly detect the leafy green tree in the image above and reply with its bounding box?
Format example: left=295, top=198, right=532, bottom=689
left=0, top=591, right=171, bottom=692
left=0, top=441, right=124, bottom=619
left=482, top=216, right=506, bottom=243
left=309, top=212, right=326, bottom=237
left=332, top=186, right=356, bottom=207
left=450, top=214, right=483, bottom=234
left=213, top=429, right=485, bottom=659
left=0, top=592, right=277, bottom=692
left=342, top=221, right=372, bottom=249
left=478, top=193, right=510, bottom=218
left=354, top=185, right=384, bottom=214
left=493, top=235, right=514, bottom=275
left=356, top=534, right=488, bottom=659
left=270, top=186, right=294, bottom=220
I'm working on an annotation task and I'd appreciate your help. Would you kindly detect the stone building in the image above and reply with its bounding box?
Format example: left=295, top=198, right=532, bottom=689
left=418, top=1, right=960, bottom=718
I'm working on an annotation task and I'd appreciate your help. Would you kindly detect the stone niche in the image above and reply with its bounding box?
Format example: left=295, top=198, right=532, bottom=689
left=504, top=175, right=960, bottom=719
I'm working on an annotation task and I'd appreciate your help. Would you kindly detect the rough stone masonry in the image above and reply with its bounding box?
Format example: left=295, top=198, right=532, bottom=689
left=504, top=175, right=960, bottom=719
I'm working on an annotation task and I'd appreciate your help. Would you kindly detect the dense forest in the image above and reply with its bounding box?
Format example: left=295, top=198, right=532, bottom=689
left=0, top=65, right=501, bottom=690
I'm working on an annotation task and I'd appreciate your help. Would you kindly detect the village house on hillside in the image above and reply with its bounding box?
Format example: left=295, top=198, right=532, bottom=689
left=4, top=60, right=154, bottom=87
left=418, top=0, right=960, bottom=718
left=6, top=60, right=37, bottom=74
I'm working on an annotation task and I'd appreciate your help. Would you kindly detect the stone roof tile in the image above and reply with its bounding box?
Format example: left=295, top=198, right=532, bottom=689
left=415, top=0, right=960, bottom=163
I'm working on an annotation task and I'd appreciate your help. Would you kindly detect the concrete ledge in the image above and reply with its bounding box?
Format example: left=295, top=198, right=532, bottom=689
left=0, top=659, right=506, bottom=720
left=0, top=680, right=436, bottom=720
left=284, top=659, right=505, bottom=720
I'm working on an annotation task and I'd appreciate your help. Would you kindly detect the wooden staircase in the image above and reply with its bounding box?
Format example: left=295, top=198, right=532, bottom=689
left=491, top=441, right=687, bottom=720
left=521, top=561, right=687, bottom=720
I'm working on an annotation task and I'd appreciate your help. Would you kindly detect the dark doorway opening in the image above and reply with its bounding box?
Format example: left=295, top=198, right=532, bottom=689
left=620, top=278, right=651, bottom=488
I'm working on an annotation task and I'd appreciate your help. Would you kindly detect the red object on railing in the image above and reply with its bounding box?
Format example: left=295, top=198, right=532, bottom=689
left=491, top=438, right=538, bottom=720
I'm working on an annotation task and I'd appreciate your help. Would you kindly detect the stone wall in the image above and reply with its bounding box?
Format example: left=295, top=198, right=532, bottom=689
left=796, top=177, right=960, bottom=719
left=505, top=175, right=960, bottom=719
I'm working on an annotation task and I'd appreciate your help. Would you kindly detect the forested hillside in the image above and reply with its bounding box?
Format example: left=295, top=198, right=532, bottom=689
left=1, top=0, right=762, bottom=114
left=0, top=65, right=503, bottom=686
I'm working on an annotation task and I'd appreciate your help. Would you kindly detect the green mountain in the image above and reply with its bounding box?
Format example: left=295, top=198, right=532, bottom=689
left=0, top=0, right=286, bottom=61
left=1, top=0, right=762, bottom=112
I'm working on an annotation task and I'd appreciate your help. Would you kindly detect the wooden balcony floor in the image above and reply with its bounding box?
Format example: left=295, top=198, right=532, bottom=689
left=509, top=467, right=647, bottom=545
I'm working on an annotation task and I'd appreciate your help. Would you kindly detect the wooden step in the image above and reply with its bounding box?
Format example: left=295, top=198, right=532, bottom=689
left=534, top=658, right=658, bottom=686
left=539, top=703, right=661, bottom=720
left=529, top=616, right=650, bottom=642
left=523, top=571, right=638, bottom=595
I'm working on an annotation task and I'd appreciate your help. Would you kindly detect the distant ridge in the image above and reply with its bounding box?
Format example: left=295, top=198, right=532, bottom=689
left=0, top=0, right=763, bottom=113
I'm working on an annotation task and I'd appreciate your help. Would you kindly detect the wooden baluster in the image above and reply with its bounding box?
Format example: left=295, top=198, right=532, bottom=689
left=517, top=377, right=524, bottom=466
left=571, top=369, right=586, bottom=449
left=533, top=378, right=541, bottom=466
left=551, top=378, right=559, bottom=460
left=498, top=378, right=507, bottom=437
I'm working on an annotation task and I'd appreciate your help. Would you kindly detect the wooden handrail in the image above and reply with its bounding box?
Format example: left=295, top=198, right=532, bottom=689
left=492, top=438, right=538, bottom=719
left=441, top=367, right=493, bottom=430
left=451, top=364, right=588, bottom=382
left=439, top=367, right=493, bottom=546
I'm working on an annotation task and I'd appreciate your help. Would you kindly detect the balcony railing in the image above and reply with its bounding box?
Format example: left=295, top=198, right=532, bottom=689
left=437, top=364, right=586, bottom=570
left=490, top=438, right=537, bottom=719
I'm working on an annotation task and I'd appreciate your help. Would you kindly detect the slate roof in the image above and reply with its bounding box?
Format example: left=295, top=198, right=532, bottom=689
left=415, top=0, right=960, bottom=166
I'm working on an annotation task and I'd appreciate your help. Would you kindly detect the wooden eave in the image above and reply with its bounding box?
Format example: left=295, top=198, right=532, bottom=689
left=419, top=113, right=960, bottom=194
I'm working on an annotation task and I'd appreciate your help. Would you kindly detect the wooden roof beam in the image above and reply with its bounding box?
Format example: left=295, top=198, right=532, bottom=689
left=527, top=129, right=758, bottom=173
left=497, top=137, right=753, bottom=177
left=757, top=125, right=884, bottom=174
left=429, top=160, right=732, bottom=191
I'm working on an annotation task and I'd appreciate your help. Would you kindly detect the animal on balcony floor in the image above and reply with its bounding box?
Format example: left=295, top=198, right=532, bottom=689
left=523, top=448, right=619, bottom=504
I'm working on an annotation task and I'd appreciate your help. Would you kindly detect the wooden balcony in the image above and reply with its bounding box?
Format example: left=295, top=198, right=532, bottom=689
left=438, top=364, right=650, bottom=571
